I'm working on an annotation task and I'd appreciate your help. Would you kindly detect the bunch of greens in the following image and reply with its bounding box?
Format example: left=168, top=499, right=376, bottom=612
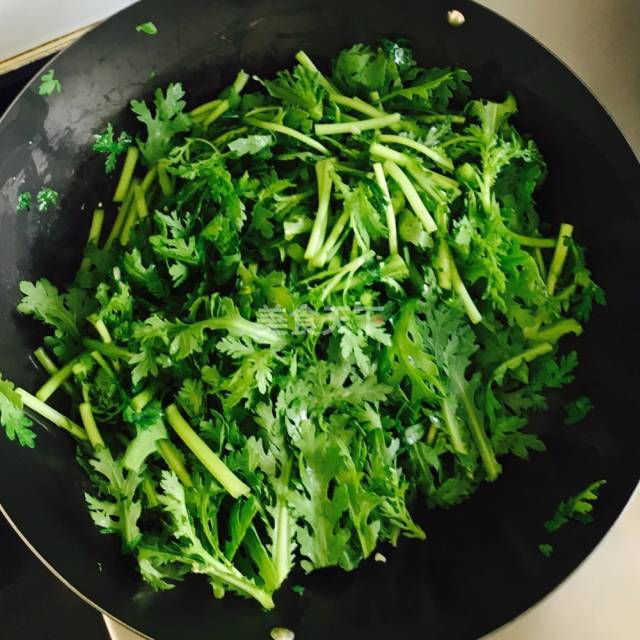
left=0, top=40, right=604, bottom=608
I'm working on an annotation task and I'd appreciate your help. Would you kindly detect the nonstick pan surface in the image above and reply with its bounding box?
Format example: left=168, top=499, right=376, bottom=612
left=1, top=1, right=639, bottom=638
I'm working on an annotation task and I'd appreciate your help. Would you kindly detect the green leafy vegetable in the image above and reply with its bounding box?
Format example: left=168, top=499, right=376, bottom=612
left=17, top=192, right=32, bottom=212
left=564, top=396, right=593, bottom=425
left=36, top=187, right=59, bottom=212
left=0, top=374, right=36, bottom=447
left=38, top=70, right=61, bottom=96
left=131, top=83, right=191, bottom=164
left=545, top=481, right=606, bottom=532
left=18, top=188, right=59, bottom=213
left=1, top=40, right=605, bottom=610
left=262, top=64, right=326, bottom=120
left=228, top=134, right=273, bottom=157
left=136, top=22, right=158, bottom=35
left=93, top=123, right=133, bottom=173
left=538, top=543, right=554, bottom=557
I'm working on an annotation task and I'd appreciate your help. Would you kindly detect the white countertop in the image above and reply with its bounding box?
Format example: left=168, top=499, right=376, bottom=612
left=0, top=0, right=136, bottom=62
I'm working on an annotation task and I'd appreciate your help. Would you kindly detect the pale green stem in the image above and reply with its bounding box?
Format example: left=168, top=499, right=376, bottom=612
left=35, top=356, right=79, bottom=402
left=373, top=162, right=397, bottom=255
left=436, top=241, right=453, bottom=290
left=304, top=159, right=334, bottom=261
left=189, top=98, right=221, bottom=117
left=232, top=69, right=250, bottom=93
left=270, top=460, right=292, bottom=586
left=34, top=348, right=73, bottom=394
left=413, top=165, right=460, bottom=192
left=378, top=133, right=454, bottom=171
left=532, top=319, right=583, bottom=343
left=157, top=439, right=193, bottom=487
left=294, top=50, right=338, bottom=93
left=203, top=100, right=231, bottom=127
left=331, top=94, right=386, bottom=118
left=459, top=388, right=500, bottom=481
left=441, top=398, right=467, bottom=455
left=78, top=207, right=105, bottom=273
left=88, top=315, right=112, bottom=345
left=493, top=342, right=554, bottom=384
left=325, top=228, right=350, bottom=265
left=547, top=223, right=574, bottom=295
left=86, top=207, right=105, bottom=244
left=293, top=51, right=388, bottom=120
left=315, top=113, right=400, bottom=136
left=507, top=229, right=557, bottom=248
left=131, top=386, right=155, bottom=413
left=370, top=142, right=407, bottom=164
left=434, top=207, right=452, bottom=290
left=82, top=338, right=132, bottom=360
left=417, top=114, right=466, bottom=124
left=89, top=351, right=115, bottom=377
left=119, top=179, right=142, bottom=245
left=134, top=184, right=149, bottom=219
left=535, top=247, right=547, bottom=278
left=166, top=404, right=250, bottom=498
left=79, top=402, right=105, bottom=449
left=212, top=125, right=249, bottom=148
left=88, top=315, right=121, bottom=372
left=427, top=422, right=437, bottom=445
left=313, top=209, right=350, bottom=268
left=384, top=161, right=437, bottom=234
left=157, top=165, right=173, bottom=196
left=422, top=165, right=460, bottom=190
left=444, top=244, right=481, bottom=324
left=140, top=167, right=156, bottom=194
left=202, top=70, right=250, bottom=127
left=349, top=235, right=359, bottom=261
left=104, top=183, right=135, bottom=249
left=17, top=389, right=87, bottom=440
left=406, top=163, right=447, bottom=205
left=142, top=474, right=160, bottom=507
left=246, top=118, right=329, bottom=154
left=113, top=146, right=139, bottom=202
left=452, top=268, right=482, bottom=325
left=315, top=251, right=374, bottom=302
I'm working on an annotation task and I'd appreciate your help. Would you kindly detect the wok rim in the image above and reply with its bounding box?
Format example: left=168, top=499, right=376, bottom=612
left=0, top=1, right=638, bottom=638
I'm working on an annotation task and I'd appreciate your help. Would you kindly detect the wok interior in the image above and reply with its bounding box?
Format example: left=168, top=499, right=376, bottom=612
left=0, top=1, right=638, bottom=638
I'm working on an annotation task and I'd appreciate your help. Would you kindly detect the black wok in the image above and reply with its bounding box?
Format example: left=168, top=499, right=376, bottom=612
left=1, top=1, right=639, bottom=638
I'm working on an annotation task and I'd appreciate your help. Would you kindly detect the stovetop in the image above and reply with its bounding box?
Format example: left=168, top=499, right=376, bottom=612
left=0, top=60, right=109, bottom=640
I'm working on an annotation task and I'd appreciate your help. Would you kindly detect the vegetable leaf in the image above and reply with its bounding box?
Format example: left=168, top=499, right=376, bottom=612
left=564, top=396, right=593, bottom=425
left=93, top=123, right=133, bottom=173
left=17, top=192, right=32, bottom=212
left=136, top=22, right=158, bottom=35
left=36, top=188, right=59, bottom=212
left=38, top=70, right=61, bottom=96
left=544, top=480, right=606, bottom=533
left=131, top=83, right=191, bottom=164
left=228, top=134, right=273, bottom=157
left=0, top=375, right=36, bottom=447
